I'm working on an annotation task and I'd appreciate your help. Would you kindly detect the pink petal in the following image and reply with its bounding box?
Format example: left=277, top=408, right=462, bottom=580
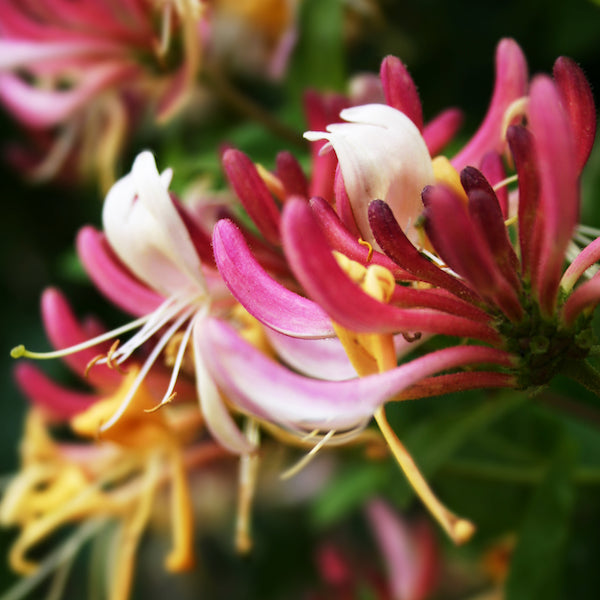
left=222, top=149, right=282, bottom=245
left=561, top=236, right=600, bottom=292
left=14, top=362, right=96, bottom=419
left=479, top=151, right=508, bottom=218
left=212, top=219, right=335, bottom=338
left=452, top=39, right=528, bottom=169
left=40, top=287, right=122, bottom=388
left=506, top=125, right=540, bottom=278
left=276, top=151, right=309, bottom=198
left=553, top=56, right=597, bottom=174
left=561, top=273, right=600, bottom=328
left=76, top=226, right=164, bottom=317
left=264, top=329, right=357, bottom=381
left=380, top=55, right=424, bottom=130
left=200, top=318, right=512, bottom=431
left=528, top=76, right=579, bottom=315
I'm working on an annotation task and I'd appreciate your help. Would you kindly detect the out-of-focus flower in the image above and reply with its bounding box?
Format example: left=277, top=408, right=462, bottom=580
left=0, top=0, right=301, bottom=189
left=2, top=290, right=230, bottom=600
left=0, top=0, right=205, bottom=189
left=307, top=499, right=439, bottom=600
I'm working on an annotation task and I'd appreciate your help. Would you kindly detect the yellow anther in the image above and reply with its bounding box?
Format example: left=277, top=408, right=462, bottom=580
left=358, top=238, right=374, bottom=262
left=256, top=163, right=286, bottom=202
left=502, top=97, right=529, bottom=141
left=432, top=156, right=469, bottom=204
left=504, top=215, right=518, bottom=227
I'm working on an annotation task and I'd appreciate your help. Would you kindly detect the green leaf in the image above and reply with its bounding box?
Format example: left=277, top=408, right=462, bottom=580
left=388, top=392, right=527, bottom=505
left=505, top=438, right=577, bottom=600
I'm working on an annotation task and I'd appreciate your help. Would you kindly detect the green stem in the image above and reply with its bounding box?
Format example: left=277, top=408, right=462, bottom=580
left=202, top=65, right=305, bottom=148
left=561, top=358, right=600, bottom=397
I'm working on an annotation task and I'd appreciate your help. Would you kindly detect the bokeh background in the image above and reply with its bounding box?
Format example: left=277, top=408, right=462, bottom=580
left=1, top=0, right=600, bottom=598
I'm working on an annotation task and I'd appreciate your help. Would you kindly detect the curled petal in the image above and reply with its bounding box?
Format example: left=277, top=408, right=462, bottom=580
left=0, top=64, right=135, bottom=127
left=561, top=273, right=600, bottom=328
left=212, top=219, right=335, bottom=338
left=265, top=329, right=357, bottom=381
left=193, top=321, right=254, bottom=455
left=14, top=363, right=95, bottom=419
left=76, top=226, right=164, bottom=317
left=201, top=318, right=512, bottom=431
left=452, top=38, right=528, bottom=169
left=561, top=236, right=600, bottom=292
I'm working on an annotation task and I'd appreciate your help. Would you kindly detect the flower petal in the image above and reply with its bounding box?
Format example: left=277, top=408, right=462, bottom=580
left=305, top=103, right=434, bottom=247
left=451, top=38, right=528, bottom=170
left=76, top=226, right=164, bottom=317
left=212, top=218, right=335, bottom=338
left=102, top=151, right=205, bottom=297
left=200, top=318, right=512, bottom=431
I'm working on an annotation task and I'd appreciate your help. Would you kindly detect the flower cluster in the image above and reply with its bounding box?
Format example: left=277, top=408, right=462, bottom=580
left=3, top=25, right=598, bottom=600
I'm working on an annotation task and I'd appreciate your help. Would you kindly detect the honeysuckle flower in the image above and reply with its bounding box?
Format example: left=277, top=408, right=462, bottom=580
left=366, top=63, right=599, bottom=393
left=0, top=0, right=206, bottom=189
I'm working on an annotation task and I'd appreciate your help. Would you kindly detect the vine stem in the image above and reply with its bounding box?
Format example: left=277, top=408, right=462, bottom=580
left=560, top=359, right=600, bottom=397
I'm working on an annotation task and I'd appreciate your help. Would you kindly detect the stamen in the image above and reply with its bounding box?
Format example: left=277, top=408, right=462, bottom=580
left=358, top=239, right=374, bottom=262
left=236, top=419, right=260, bottom=554
left=280, top=429, right=335, bottom=481
left=10, top=316, right=150, bottom=361
left=105, top=340, right=127, bottom=373
left=157, top=2, right=173, bottom=58
left=504, top=215, right=518, bottom=227
left=144, top=393, right=177, bottom=414
left=374, top=406, right=475, bottom=545
left=492, top=174, right=518, bottom=192
left=99, top=308, right=195, bottom=433
left=148, top=312, right=198, bottom=411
